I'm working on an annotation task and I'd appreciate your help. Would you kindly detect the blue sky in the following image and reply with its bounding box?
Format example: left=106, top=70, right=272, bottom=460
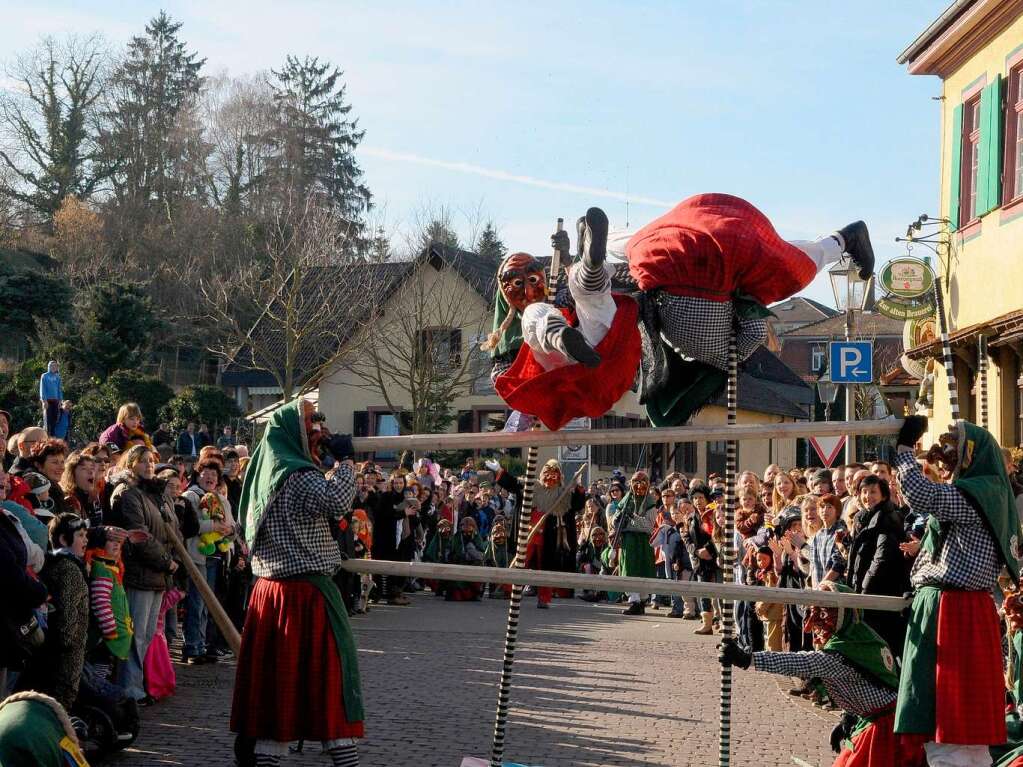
left=0, top=0, right=946, bottom=306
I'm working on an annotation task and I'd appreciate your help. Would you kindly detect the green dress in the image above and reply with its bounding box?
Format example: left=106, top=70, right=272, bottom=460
left=608, top=491, right=657, bottom=579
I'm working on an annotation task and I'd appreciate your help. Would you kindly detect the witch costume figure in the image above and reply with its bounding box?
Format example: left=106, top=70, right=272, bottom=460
left=613, top=193, right=875, bottom=425
left=606, top=470, right=658, bottom=616
left=482, top=208, right=641, bottom=431
left=890, top=416, right=1021, bottom=767
left=720, top=583, right=927, bottom=767
left=231, top=398, right=365, bottom=767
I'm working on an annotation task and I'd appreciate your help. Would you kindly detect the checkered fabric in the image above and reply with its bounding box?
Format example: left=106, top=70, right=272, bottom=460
left=754, top=651, right=897, bottom=715
left=251, top=463, right=356, bottom=579
left=893, top=451, right=1001, bottom=591
left=655, top=293, right=766, bottom=370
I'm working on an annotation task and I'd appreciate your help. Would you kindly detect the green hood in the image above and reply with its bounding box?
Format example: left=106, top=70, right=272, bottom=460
left=922, top=420, right=1021, bottom=585
left=822, top=584, right=900, bottom=690
left=238, top=398, right=318, bottom=548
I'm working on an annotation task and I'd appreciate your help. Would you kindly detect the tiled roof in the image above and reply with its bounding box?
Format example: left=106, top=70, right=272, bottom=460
left=782, top=311, right=904, bottom=338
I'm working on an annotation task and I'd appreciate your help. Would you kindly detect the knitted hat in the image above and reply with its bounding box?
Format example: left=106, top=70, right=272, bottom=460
left=22, top=472, right=50, bottom=496
left=811, top=468, right=832, bottom=487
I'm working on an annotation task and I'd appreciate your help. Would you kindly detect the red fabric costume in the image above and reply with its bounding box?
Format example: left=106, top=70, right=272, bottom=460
left=626, top=193, right=818, bottom=304
left=495, top=294, right=640, bottom=431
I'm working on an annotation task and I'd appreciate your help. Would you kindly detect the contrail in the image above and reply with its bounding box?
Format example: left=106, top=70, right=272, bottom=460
left=362, top=146, right=675, bottom=209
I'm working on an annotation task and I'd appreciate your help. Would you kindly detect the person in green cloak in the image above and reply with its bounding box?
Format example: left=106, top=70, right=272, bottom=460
left=890, top=416, right=1021, bottom=767
left=720, top=582, right=926, bottom=767
left=606, top=470, right=657, bottom=616
left=0, top=690, right=88, bottom=767
left=230, top=398, right=364, bottom=767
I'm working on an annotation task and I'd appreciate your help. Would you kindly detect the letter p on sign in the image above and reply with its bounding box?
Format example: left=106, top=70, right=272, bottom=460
left=828, top=341, right=873, bottom=384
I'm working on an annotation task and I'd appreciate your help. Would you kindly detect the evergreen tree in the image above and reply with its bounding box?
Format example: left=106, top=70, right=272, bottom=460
left=262, top=55, right=371, bottom=251
left=100, top=11, right=206, bottom=211
left=73, top=281, right=161, bottom=378
left=475, top=221, right=506, bottom=262
left=419, top=217, right=460, bottom=252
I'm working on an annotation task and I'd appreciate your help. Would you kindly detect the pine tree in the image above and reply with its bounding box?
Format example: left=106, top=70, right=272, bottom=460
left=261, top=55, right=371, bottom=252
left=100, top=11, right=206, bottom=211
left=419, top=218, right=460, bottom=252
left=475, top=221, right=506, bottom=262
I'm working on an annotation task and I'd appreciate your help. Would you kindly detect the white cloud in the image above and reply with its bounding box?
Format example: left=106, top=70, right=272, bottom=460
left=361, top=146, right=675, bottom=209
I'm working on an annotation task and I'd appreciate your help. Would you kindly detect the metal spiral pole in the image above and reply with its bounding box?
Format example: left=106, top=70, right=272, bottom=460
left=717, top=327, right=739, bottom=767
left=490, top=218, right=563, bottom=767
left=932, top=275, right=960, bottom=421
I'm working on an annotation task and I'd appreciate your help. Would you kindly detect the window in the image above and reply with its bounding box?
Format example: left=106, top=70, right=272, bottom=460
left=962, top=95, right=983, bottom=223
left=374, top=412, right=400, bottom=461
left=417, top=327, right=461, bottom=370
left=673, top=442, right=697, bottom=473
left=810, top=344, right=825, bottom=374
left=592, top=415, right=650, bottom=470
left=1006, top=65, right=1023, bottom=202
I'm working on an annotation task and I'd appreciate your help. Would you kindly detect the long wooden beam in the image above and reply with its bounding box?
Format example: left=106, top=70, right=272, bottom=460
left=350, top=418, right=900, bottom=452
left=340, top=559, right=908, bottom=612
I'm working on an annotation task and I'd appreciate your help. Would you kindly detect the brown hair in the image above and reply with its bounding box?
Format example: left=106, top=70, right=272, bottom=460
left=30, top=438, right=68, bottom=466
left=116, top=403, right=143, bottom=425
left=60, top=451, right=96, bottom=497
left=117, top=444, right=152, bottom=471
left=817, top=493, right=843, bottom=519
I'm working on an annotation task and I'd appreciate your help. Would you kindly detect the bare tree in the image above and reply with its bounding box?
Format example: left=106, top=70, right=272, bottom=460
left=345, top=251, right=491, bottom=435
left=199, top=192, right=372, bottom=399
left=0, top=34, right=111, bottom=224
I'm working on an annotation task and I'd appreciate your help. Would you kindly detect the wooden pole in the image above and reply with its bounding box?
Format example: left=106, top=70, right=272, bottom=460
left=164, top=523, right=242, bottom=655
left=338, top=559, right=909, bottom=612
left=350, top=419, right=900, bottom=454
left=718, top=330, right=738, bottom=767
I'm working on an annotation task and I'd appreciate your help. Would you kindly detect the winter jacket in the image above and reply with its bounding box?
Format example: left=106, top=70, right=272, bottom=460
left=17, top=552, right=89, bottom=711
left=845, top=501, right=909, bottom=598
left=107, top=472, right=175, bottom=591
left=0, top=513, right=48, bottom=669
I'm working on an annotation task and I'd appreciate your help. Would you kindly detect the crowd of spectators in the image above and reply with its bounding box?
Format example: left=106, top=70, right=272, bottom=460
left=3, top=389, right=1023, bottom=761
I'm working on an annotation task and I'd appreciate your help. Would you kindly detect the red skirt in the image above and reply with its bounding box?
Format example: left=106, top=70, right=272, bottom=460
left=231, top=578, right=365, bottom=741
left=935, top=589, right=1005, bottom=744
left=625, top=193, right=818, bottom=305
left=833, top=710, right=926, bottom=767
left=496, top=294, right=641, bottom=431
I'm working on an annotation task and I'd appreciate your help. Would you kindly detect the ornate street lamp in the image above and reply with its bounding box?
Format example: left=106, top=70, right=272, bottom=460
left=816, top=375, right=839, bottom=422
left=828, top=258, right=874, bottom=462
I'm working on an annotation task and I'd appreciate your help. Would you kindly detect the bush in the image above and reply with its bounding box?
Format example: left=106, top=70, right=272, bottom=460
left=160, top=385, right=240, bottom=433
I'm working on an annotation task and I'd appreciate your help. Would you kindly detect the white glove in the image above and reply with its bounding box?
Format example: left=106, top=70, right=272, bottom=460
left=485, top=459, right=501, bottom=472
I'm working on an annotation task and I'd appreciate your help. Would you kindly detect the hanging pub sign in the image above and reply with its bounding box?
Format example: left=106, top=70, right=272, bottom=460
left=875, top=257, right=937, bottom=321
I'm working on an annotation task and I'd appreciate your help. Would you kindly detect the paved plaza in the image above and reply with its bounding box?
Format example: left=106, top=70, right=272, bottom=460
left=111, top=594, right=838, bottom=767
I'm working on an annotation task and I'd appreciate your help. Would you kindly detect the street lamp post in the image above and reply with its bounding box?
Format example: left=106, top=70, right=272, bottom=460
left=828, top=259, right=873, bottom=464
left=817, top=376, right=839, bottom=422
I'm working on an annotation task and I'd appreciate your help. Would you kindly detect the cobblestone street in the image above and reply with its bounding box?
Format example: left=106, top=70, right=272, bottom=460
left=110, top=593, right=837, bottom=767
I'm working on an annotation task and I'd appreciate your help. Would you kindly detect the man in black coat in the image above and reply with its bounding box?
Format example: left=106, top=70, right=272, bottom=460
left=845, top=475, right=909, bottom=658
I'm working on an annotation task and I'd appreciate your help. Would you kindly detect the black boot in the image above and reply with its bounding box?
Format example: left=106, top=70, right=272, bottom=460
left=546, top=323, right=601, bottom=368
left=578, top=206, right=608, bottom=270
left=837, top=220, right=874, bottom=280
left=622, top=601, right=645, bottom=616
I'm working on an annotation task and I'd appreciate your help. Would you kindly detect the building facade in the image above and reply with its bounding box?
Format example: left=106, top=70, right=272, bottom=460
left=899, top=1, right=1023, bottom=448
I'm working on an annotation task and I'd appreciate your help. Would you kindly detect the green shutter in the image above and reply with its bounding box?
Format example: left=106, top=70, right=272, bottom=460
left=948, top=103, right=964, bottom=230
left=981, top=76, right=1003, bottom=214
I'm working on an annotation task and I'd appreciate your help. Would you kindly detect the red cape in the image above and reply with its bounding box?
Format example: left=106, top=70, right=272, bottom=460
left=495, top=294, right=640, bottom=431
left=626, top=193, right=818, bottom=305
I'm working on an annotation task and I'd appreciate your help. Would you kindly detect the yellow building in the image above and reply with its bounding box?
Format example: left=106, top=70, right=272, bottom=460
left=228, top=244, right=812, bottom=478
left=898, top=1, right=1023, bottom=447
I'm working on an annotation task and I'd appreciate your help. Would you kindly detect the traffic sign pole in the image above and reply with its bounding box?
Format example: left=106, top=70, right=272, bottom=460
left=829, top=338, right=874, bottom=464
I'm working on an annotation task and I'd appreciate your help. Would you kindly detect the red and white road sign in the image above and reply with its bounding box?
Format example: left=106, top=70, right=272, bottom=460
left=809, top=435, right=847, bottom=468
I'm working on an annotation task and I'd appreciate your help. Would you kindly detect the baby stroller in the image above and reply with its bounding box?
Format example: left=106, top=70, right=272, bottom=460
left=72, top=661, right=140, bottom=756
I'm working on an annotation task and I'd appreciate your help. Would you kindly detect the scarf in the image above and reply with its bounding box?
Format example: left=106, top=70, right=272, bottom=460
left=238, top=398, right=318, bottom=548
left=921, top=420, right=1021, bottom=586
left=487, top=287, right=523, bottom=357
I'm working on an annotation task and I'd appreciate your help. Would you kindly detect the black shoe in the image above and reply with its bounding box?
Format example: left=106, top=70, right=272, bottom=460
left=578, top=206, right=609, bottom=270
left=137, top=695, right=156, bottom=707
left=837, top=220, right=874, bottom=280
left=185, top=654, right=209, bottom=665
left=203, top=653, right=220, bottom=664
left=536, top=601, right=549, bottom=609
left=622, top=601, right=645, bottom=616
left=552, top=325, right=601, bottom=368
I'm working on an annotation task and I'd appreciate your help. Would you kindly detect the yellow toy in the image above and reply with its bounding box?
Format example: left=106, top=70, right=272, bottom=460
left=198, top=492, right=232, bottom=555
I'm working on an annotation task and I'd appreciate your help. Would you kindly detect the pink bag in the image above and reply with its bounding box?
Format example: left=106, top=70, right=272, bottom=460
left=144, top=588, right=183, bottom=700
left=144, top=631, right=175, bottom=699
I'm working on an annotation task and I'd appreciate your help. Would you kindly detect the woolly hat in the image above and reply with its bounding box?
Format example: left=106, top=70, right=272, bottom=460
left=810, top=468, right=832, bottom=487
left=22, top=472, right=50, bottom=496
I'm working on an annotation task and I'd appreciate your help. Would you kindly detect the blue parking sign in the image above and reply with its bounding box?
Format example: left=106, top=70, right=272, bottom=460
left=829, top=341, right=873, bottom=383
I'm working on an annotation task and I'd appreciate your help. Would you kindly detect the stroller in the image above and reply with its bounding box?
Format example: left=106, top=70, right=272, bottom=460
left=72, top=662, right=140, bottom=757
